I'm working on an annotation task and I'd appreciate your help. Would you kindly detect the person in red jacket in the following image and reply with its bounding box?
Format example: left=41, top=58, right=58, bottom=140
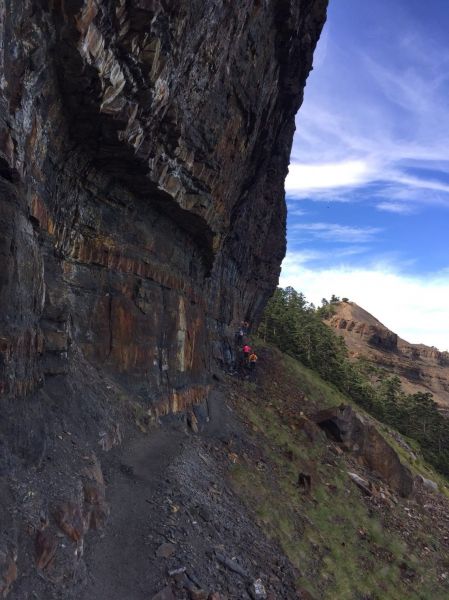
left=242, top=344, right=251, bottom=361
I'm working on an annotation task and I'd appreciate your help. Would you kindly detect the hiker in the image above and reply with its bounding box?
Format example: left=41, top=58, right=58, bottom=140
left=249, top=352, right=258, bottom=371
left=235, top=326, right=244, bottom=345
left=241, top=321, right=250, bottom=335
left=242, top=344, right=251, bottom=362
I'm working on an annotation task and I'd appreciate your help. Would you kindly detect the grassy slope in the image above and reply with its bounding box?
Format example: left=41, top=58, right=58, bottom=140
left=227, top=343, right=449, bottom=600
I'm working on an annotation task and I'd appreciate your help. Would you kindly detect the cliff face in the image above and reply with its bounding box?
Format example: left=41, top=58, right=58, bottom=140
left=0, top=0, right=326, bottom=410
left=0, top=1, right=327, bottom=596
left=327, top=302, right=449, bottom=408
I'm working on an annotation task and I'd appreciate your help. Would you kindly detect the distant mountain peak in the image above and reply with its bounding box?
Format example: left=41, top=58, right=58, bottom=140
left=325, top=301, right=449, bottom=407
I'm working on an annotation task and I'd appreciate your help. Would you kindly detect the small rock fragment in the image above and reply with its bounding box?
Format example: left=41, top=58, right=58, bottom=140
left=228, top=452, right=239, bottom=464
left=215, top=553, right=248, bottom=578
left=249, top=578, right=267, bottom=599
left=168, top=566, right=186, bottom=577
left=187, top=411, right=199, bottom=433
left=198, top=505, right=211, bottom=522
left=156, top=542, right=176, bottom=558
left=347, top=472, right=372, bottom=496
left=189, top=588, right=208, bottom=600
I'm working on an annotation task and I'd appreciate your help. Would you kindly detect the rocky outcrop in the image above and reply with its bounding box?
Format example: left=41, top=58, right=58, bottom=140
left=334, top=316, right=398, bottom=351
left=0, top=1, right=327, bottom=596
left=327, top=302, right=449, bottom=407
left=312, top=405, right=414, bottom=497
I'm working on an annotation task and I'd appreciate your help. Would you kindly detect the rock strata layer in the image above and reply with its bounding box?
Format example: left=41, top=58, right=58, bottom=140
left=0, top=1, right=327, bottom=597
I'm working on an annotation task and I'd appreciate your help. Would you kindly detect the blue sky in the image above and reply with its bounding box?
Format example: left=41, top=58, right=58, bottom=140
left=280, top=0, right=449, bottom=350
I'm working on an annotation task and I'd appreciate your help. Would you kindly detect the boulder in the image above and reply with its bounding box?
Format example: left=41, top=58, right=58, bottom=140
left=415, top=474, right=439, bottom=493
left=296, top=416, right=325, bottom=443
left=311, top=405, right=414, bottom=497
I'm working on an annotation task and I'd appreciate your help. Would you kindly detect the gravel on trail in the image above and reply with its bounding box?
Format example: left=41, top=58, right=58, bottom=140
left=78, top=389, right=299, bottom=600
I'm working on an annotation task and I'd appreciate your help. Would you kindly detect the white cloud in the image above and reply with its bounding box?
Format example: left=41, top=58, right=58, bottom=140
left=376, top=202, right=416, bottom=214
left=291, top=222, right=381, bottom=244
left=280, top=253, right=449, bottom=351
left=286, top=160, right=374, bottom=193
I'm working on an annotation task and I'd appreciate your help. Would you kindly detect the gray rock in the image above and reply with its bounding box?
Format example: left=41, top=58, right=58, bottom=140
left=156, top=543, right=176, bottom=558
left=415, top=474, right=439, bottom=493
left=248, top=578, right=267, bottom=599
left=348, top=472, right=372, bottom=496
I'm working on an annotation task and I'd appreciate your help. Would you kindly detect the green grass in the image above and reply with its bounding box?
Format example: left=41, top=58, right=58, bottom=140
left=271, top=340, right=449, bottom=495
left=228, top=344, right=449, bottom=599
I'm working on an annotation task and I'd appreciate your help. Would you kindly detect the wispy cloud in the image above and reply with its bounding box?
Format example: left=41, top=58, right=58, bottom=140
left=287, top=207, right=309, bottom=217
left=291, top=222, right=381, bottom=244
left=284, top=245, right=369, bottom=264
left=376, top=201, right=416, bottom=215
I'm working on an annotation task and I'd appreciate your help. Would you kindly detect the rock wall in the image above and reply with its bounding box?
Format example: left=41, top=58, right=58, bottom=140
left=0, top=1, right=327, bottom=596
left=0, top=0, right=326, bottom=411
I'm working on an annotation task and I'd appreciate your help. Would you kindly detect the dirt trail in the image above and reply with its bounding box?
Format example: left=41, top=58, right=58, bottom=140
left=80, top=428, right=186, bottom=600
left=77, top=389, right=300, bottom=599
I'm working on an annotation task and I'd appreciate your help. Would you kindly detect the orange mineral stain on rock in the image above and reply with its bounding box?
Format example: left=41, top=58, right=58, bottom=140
left=0, top=549, right=17, bottom=598
left=53, top=502, right=84, bottom=542
left=35, top=529, right=58, bottom=571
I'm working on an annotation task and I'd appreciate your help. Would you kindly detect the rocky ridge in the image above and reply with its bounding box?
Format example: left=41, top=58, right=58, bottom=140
left=0, top=1, right=327, bottom=597
left=326, top=301, right=449, bottom=408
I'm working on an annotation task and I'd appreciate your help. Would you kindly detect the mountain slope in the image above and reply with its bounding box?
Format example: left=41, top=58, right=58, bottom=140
left=229, top=344, right=449, bottom=599
left=326, top=301, right=449, bottom=408
left=7, top=342, right=449, bottom=599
